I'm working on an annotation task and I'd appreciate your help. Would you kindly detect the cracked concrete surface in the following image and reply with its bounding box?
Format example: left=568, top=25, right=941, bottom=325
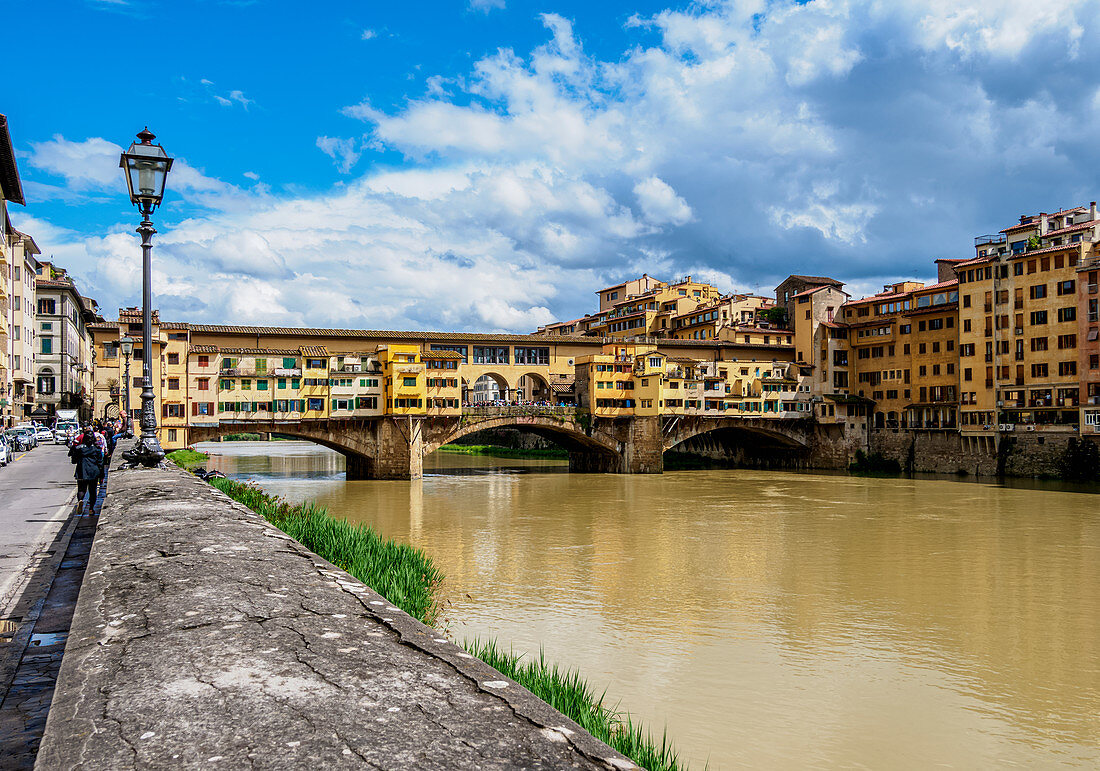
left=36, top=461, right=636, bottom=770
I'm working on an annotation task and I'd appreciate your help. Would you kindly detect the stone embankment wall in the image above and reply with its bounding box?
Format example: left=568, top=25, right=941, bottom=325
left=870, top=429, right=1093, bottom=477
left=37, top=461, right=636, bottom=770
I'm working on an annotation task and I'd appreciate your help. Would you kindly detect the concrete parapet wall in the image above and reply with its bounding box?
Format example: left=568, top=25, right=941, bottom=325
left=37, top=461, right=635, bottom=769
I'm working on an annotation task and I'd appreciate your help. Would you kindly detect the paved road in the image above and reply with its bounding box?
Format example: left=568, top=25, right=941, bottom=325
left=0, top=445, right=77, bottom=620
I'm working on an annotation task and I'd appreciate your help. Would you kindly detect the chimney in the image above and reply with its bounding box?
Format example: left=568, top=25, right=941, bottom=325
left=1091, top=201, right=1097, bottom=221
left=1039, top=212, right=1048, bottom=235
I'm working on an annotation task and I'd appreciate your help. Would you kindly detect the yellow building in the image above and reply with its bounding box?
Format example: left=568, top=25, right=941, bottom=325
left=378, top=344, right=425, bottom=415
left=958, top=204, right=1097, bottom=434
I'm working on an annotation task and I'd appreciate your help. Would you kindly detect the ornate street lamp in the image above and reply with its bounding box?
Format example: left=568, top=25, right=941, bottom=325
left=120, top=336, right=135, bottom=437
left=119, top=128, right=173, bottom=466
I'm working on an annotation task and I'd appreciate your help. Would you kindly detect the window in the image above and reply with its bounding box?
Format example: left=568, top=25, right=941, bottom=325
left=168, top=378, right=180, bottom=390
left=292, top=378, right=300, bottom=389
left=37, top=299, right=55, bottom=315
left=962, top=295, right=971, bottom=308
left=163, top=404, right=183, bottom=418
left=198, top=378, right=210, bottom=391
left=963, top=319, right=972, bottom=332
left=1030, top=284, right=1047, bottom=299
left=964, top=368, right=972, bottom=381
left=220, top=379, right=232, bottom=389
left=306, top=358, right=326, bottom=369
left=307, top=398, right=325, bottom=411
left=197, top=355, right=209, bottom=367
left=241, top=379, right=252, bottom=390
left=1057, top=280, right=1076, bottom=295
left=1057, top=334, right=1076, bottom=349
left=1057, top=306, right=1076, bottom=323
left=1031, top=337, right=1048, bottom=352
left=167, top=429, right=177, bottom=442
left=257, top=380, right=269, bottom=391
left=1030, top=310, right=1048, bottom=325
left=255, top=358, right=268, bottom=373
left=41, top=337, right=52, bottom=354
left=1031, top=363, right=1049, bottom=378
left=1059, top=361, right=1077, bottom=377
left=283, top=357, right=297, bottom=369
left=403, top=377, right=417, bottom=387
left=514, top=347, right=550, bottom=365
left=167, top=353, right=179, bottom=365
left=472, top=346, right=509, bottom=364
left=36, top=374, right=55, bottom=394
left=222, top=357, right=237, bottom=369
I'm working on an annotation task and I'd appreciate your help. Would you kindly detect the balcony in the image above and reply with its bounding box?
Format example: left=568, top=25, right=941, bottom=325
left=273, top=367, right=302, bottom=377
left=974, top=234, right=1007, bottom=248
left=1088, top=283, right=1098, bottom=295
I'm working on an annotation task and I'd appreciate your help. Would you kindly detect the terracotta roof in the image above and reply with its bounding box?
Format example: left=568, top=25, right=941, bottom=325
left=913, top=279, right=959, bottom=293
left=1001, top=221, right=1038, bottom=234
left=960, top=241, right=1089, bottom=268
left=1040, top=219, right=1098, bottom=238
left=299, top=346, right=329, bottom=357
left=190, top=345, right=219, bottom=353
left=423, top=350, right=463, bottom=360
left=216, top=348, right=300, bottom=356
left=35, top=279, right=75, bottom=289
left=550, top=382, right=575, bottom=394
left=791, top=285, right=826, bottom=299
left=784, top=274, right=843, bottom=287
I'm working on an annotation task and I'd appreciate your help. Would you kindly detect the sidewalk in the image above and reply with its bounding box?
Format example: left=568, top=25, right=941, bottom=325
left=37, top=461, right=636, bottom=769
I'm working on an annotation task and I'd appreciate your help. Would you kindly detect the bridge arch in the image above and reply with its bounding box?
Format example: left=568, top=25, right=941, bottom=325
left=515, top=372, right=551, bottom=402
left=663, top=417, right=811, bottom=454
left=422, top=414, right=620, bottom=460
left=188, top=420, right=382, bottom=472
left=466, top=372, right=511, bottom=403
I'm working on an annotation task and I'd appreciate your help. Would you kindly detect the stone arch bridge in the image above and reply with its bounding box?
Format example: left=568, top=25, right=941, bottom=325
left=189, top=408, right=842, bottom=479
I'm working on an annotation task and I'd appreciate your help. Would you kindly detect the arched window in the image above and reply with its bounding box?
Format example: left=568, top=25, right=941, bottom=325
left=36, top=369, right=56, bottom=395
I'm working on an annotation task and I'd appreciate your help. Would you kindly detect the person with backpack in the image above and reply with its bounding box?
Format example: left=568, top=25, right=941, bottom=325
left=69, top=433, right=104, bottom=516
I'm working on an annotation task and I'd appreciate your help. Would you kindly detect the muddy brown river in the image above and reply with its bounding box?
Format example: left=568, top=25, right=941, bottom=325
left=198, top=441, right=1100, bottom=769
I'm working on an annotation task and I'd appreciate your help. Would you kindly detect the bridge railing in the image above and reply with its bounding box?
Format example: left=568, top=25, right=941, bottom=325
left=462, top=404, right=578, bottom=419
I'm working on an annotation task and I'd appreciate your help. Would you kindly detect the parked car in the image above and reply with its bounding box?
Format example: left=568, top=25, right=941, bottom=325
left=0, top=438, right=10, bottom=466
left=5, top=428, right=33, bottom=452
left=13, top=426, right=38, bottom=449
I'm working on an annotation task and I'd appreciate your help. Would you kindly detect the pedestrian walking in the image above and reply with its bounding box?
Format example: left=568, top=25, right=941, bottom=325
left=68, top=433, right=104, bottom=516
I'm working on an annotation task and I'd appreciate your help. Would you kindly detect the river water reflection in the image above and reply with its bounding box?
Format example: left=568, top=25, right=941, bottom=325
left=198, top=441, right=1100, bottom=769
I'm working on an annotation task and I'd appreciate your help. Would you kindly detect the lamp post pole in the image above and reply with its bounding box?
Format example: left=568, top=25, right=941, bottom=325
left=120, top=337, right=133, bottom=435
left=119, top=128, right=172, bottom=467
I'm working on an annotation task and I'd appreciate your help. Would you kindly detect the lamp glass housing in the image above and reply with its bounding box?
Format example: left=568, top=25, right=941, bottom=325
left=119, top=129, right=173, bottom=211
left=120, top=337, right=134, bottom=357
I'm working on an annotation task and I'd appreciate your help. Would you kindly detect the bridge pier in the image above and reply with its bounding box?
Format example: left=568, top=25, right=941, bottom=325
left=360, top=417, right=424, bottom=480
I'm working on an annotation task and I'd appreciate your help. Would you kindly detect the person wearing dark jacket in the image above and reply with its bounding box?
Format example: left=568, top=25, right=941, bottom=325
left=69, top=433, right=104, bottom=515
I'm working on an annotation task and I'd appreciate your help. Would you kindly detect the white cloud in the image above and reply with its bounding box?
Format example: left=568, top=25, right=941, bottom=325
left=361, top=29, right=377, bottom=40
left=633, top=177, right=692, bottom=226
left=316, top=136, right=362, bottom=174
left=469, top=0, right=505, bottom=13
left=19, top=0, right=1100, bottom=332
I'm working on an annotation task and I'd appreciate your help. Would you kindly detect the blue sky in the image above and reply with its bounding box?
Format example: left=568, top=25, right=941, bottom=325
left=6, top=0, right=1100, bottom=331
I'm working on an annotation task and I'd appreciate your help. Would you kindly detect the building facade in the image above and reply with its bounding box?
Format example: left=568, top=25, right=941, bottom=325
left=33, top=261, right=101, bottom=421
